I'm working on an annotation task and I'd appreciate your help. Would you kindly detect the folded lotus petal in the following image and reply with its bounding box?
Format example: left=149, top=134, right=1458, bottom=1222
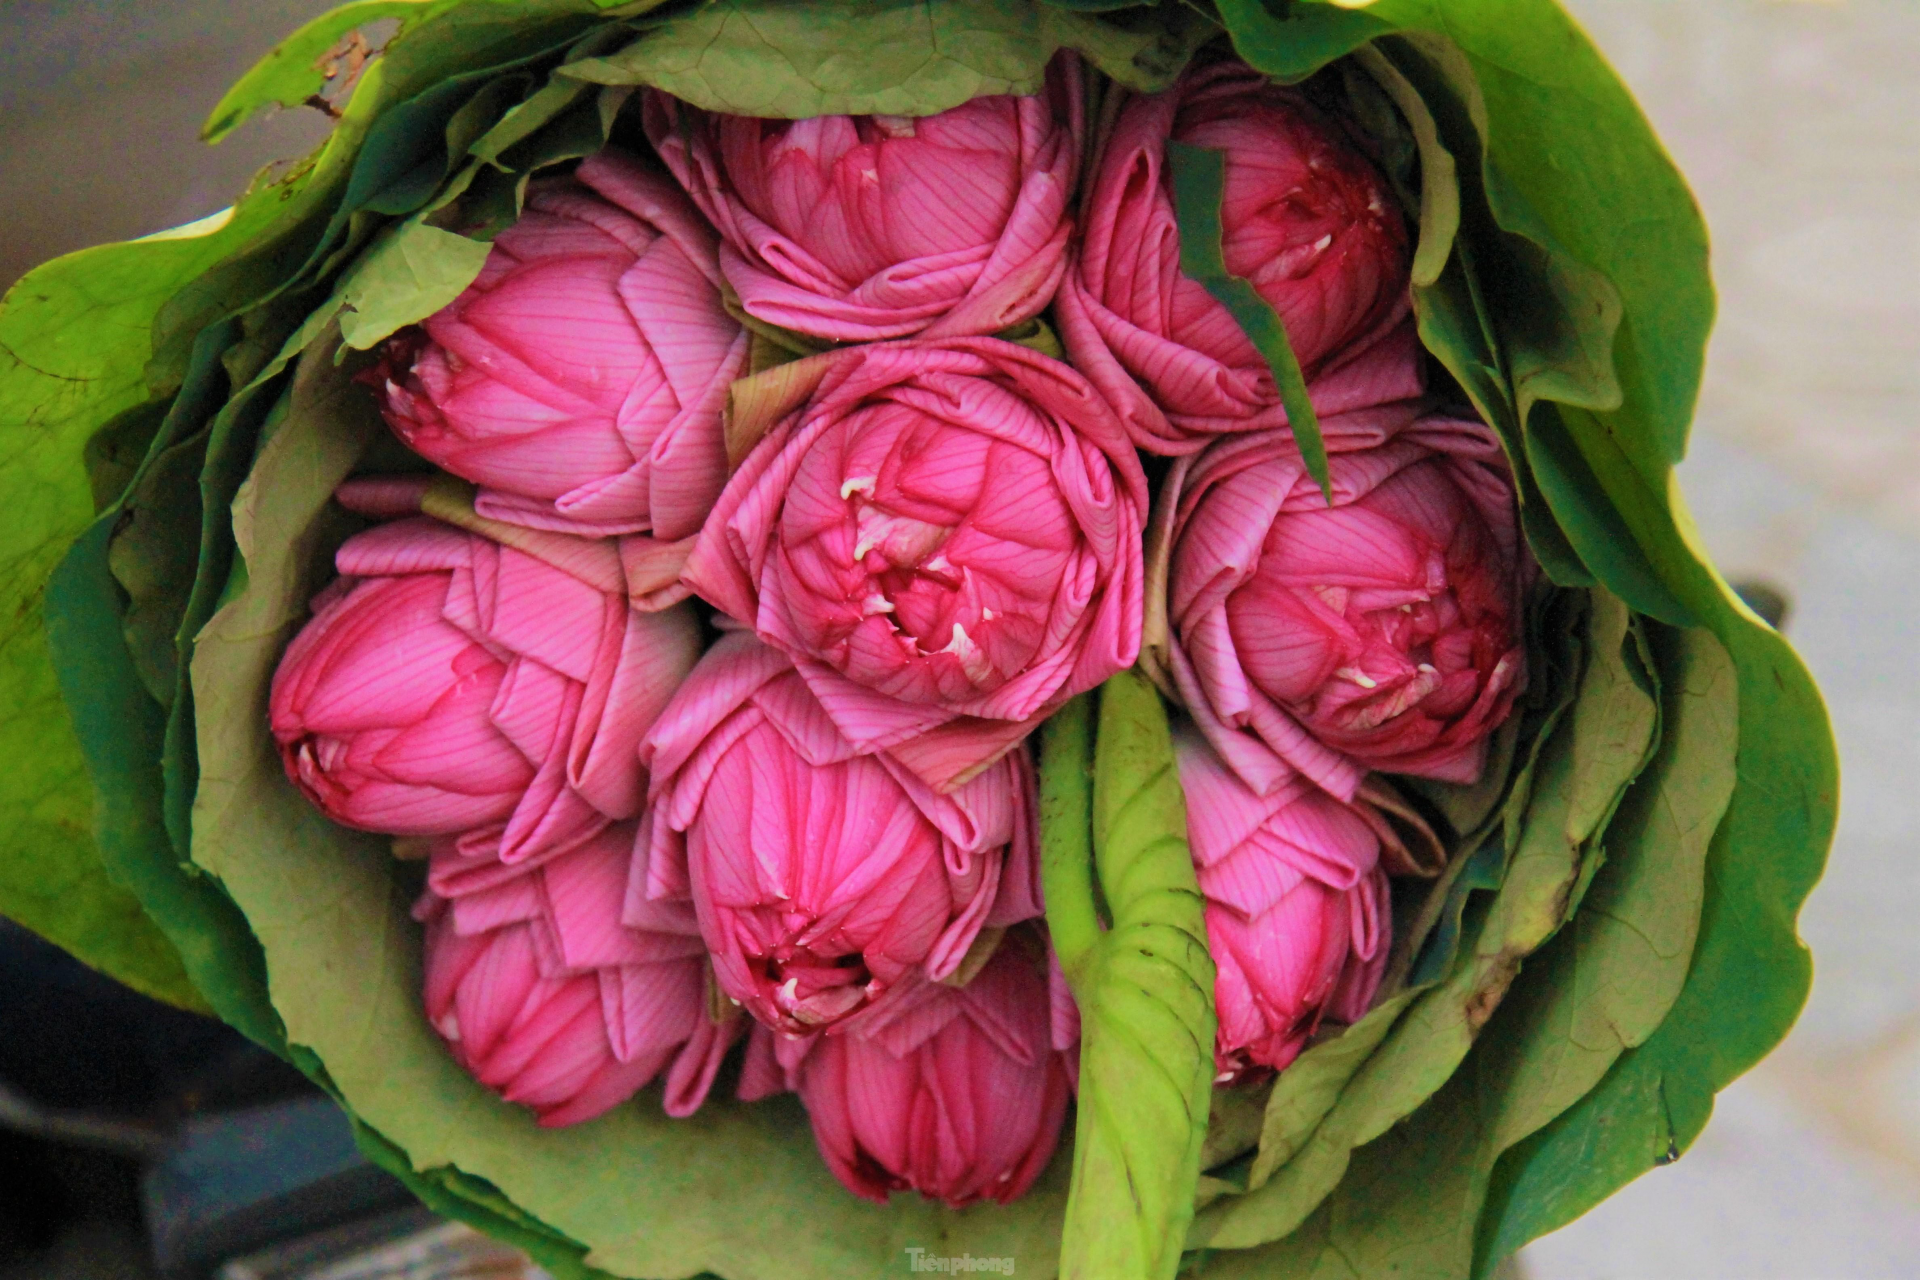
left=682, top=336, right=1144, bottom=792
left=662, top=1002, right=745, bottom=1118
left=1175, top=730, right=1390, bottom=1081
left=794, top=945, right=1071, bottom=1207
left=444, top=864, right=544, bottom=938
left=362, top=148, right=743, bottom=537
left=735, top=1022, right=791, bottom=1102
left=416, top=829, right=736, bottom=1126
left=1156, top=407, right=1528, bottom=791
left=332, top=516, right=474, bottom=576
left=643, top=59, right=1080, bottom=342
left=644, top=637, right=1039, bottom=1037
left=604, top=958, right=708, bottom=1064
left=982, top=753, right=1043, bottom=927
left=569, top=603, right=701, bottom=819
left=641, top=631, right=792, bottom=790
left=1059, top=57, right=1418, bottom=454
left=536, top=825, right=700, bottom=972
left=1327, top=872, right=1393, bottom=1025
left=272, top=508, right=698, bottom=861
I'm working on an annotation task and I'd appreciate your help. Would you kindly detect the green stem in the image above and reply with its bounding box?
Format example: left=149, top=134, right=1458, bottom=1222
left=1039, top=691, right=1102, bottom=979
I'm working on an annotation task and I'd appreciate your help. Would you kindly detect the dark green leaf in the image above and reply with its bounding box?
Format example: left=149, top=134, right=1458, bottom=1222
left=1214, top=0, right=1391, bottom=82
left=1168, top=140, right=1330, bottom=499
left=105, top=319, right=240, bottom=707
left=43, top=518, right=281, bottom=1044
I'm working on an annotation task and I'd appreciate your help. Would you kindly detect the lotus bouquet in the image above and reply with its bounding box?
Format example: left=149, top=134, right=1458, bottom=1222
left=0, top=3, right=1838, bottom=1279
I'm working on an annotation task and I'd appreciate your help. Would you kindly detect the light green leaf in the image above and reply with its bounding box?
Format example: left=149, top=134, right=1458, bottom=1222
left=1046, top=670, right=1215, bottom=1280
left=1482, top=621, right=1735, bottom=1159
left=337, top=221, right=491, bottom=349
left=0, top=191, right=292, bottom=1010
left=202, top=0, right=436, bottom=143
left=1168, top=141, right=1330, bottom=500
left=565, top=0, right=1210, bottom=113
left=1561, top=590, right=1661, bottom=855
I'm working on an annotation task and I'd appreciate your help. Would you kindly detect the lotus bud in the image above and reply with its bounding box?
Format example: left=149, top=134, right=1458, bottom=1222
left=641, top=633, right=1042, bottom=1036
left=416, top=821, right=737, bottom=1126
left=365, top=148, right=749, bottom=539
left=1058, top=58, right=1419, bottom=454
left=643, top=58, right=1081, bottom=342
left=794, top=942, right=1072, bottom=1205
left=1154, top=405, right=1527, bottom=798
left=682, top=336, right=1145, bottom=793
left=270, top=503, right=700, bottom=862
left=1177, top=726, right=1389, bottom=1082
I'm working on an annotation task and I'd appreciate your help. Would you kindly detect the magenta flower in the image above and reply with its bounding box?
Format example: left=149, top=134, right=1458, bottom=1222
left=1057, top=59, right=1419, bottom=454
left=269, top=504, right=700, bottom=860
left=416, top=822, right=737, bottom=1127
left=682, top=337, right=1145, bottom=792
left=642, top=61, right=1081, bottom=342
left=793, top=943, right=1072, bottom=1206
left=1176, top=727, right=1389, bottom=1082
left=366, top=148, right=749, bottom=538
left=1156, top=404, right=1527, bottom=799
left=641, top=633, right=1042, bottom=1035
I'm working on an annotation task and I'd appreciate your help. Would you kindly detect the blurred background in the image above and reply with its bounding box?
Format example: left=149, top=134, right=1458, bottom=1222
left=2, top=0, right=1915, bottom=1276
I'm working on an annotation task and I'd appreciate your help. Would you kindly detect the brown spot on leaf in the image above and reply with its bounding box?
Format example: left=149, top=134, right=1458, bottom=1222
left=1465, top=953, right=1522, bottom=1032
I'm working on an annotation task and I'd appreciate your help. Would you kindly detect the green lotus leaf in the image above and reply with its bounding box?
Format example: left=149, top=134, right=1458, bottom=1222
left=1043, top=675, right=1217, bottom=1280
left=336, top=221, right=491, bottom=349
left=565, top=0, right=1212, bottom=114
left=1186, top=606, right=1737, bottom=1280
left=1169, top=140, right=1329, bottom=497
left=1185, top=582, right=1664, bottom=1255
left=0, top=199, right=291, bottom=1010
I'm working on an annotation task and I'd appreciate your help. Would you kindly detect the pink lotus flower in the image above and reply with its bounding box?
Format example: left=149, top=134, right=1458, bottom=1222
left=1176, top=727, right=1389, bottom=1082
left=416, top=821, right=737, bottom=1127
left=682, top=337, right=1145, bottom=792
left=1152, top=402, right=1528, bottom=802
left=1154, top=403, right=1527, bottom=799
left=1057, top=59, right=1419, bottom=454
left=641, top=633, right=1042, bottom=1035
left=793, top=942, right=1072, bottom=1206
left=366, top=148, right=748, bottom=538
left=269, top=502, right=699, bottom=860
left=642, top=61, right=1081, bottom=342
